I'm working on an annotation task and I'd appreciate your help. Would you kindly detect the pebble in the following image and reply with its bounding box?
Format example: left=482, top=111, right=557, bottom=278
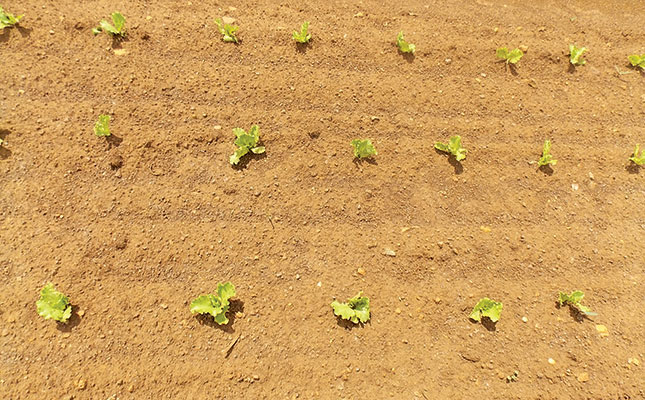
left=522, top=316, right=528, bottom=323
left=571, top=183, right=579, bottom=191
left=75, top=379, right=87, bottom=390
left=596, top=324, right=609, bottom=337
left=519, top=44, right=529, bottom=52
left=548, top=358, right=556, bottom=365
left=577, top=372, right=589, bottom=382
left=113, top=49, right=128, bottom=56
left=383, top=248, right=396, bottom=257
left=444, top=58, right=452, bottom=64
left=357, top=268, right=365, bottom=275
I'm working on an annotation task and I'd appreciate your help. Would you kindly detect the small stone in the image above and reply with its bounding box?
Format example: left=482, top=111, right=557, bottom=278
left=548, top=358, right=556, bottom=365
left=383, top=248, right=396, bottom=257
left=571, top=183, right=579, bottom=191
left=596, top=324, right=609, bottom=337
left=127, top=384, right=134, bottom=392
left=577, top=372, right=589, bottom=382
left=357, top=267, right=365, bottom=275
left=159, top=304, right=168, bottom=309
left=1, top=329, right=8, bottom=336
left=480, top=226, right=491, bottom=233
left=113, top=49, right=129, bottom=56
left=434, top=297, right=441, bottom=304
left=518, top=44, right=529, bottom=53
left=628, top=357, right=640, bottom=366
left=444, top=58, right=452, bottom=64
left=395, top=308, right=401, bottom=314
left=49, top=30, right=55, bottom=35
left=522, top=316, right=528, bottom=323
left=316, top=281, right=322, bottom=287
left=537, top=26, right=546, bottom=32
left=222, top=16, right=236, bottom=25
left=252, top=375, right=260, bottom=381
left=354, top=12, right=364, bottom=17
left=75, top=379, right=87, bottom=390
left=214, top=125, right=222, bottom=130
left=77, top=309, right=85, bottom=317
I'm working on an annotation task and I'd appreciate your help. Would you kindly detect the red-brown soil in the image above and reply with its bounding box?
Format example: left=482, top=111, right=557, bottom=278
left=1, top=0, right=644, bottom=399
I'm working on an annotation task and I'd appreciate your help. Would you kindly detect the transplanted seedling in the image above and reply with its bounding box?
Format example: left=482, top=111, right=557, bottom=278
left=629, top=144, right=645, bottom=165
left=0, top=6, right=23, bottom=28
left=396, top=31, right=415, bottom=54
left=190, top=282, right=236, bottom=325
left=538, top=140, right=557, bottom=167
left=292, top=21, right=311, bottom=44
left=331, top=292, right=370, bottom=324
left=36, top=283, right=72, bottom=323
left=558, top=290, right=596, bottom=317
left=215, top=18, right=239, bottom=43
left=435, top=135, right=467, bottom=161
left=569, top=44, right=587, bottom=66
left=469, top=297, right=503, bottom=323
left=93, top=12, right=126, bottom=38
left=351, top=139, right=377, bottom=159
left=628, top=54, right=645, bottom=70
left=496, top=47, right=523, bottom=64
left=94, top=115, right=111, bottom=137
left=230, top=125, right=265, bottom=165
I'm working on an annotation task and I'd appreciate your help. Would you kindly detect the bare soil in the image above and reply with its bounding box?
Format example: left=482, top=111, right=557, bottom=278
left=1, top=0, right=644, bottom=399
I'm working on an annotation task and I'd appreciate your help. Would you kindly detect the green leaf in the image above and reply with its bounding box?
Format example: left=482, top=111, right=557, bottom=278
left=435, top=135, right=467, bottom=161
left=215, top=18, right=239, bottom=43
left=496, top=47, right=523, bottom=64
left=558, top=290, right=596, bottom=316
left=331, top=292, right=370, bottom=324
left=292, top=21, right=311, bottom=43
left=230, top=125, right=263, bottom=164
left=396, top=31, right=415, bottom=54
left=351, top=139, right=377, bottom=159
left=629, top=144, right=645, bottom=165
left=538, top=140, right=557, bottom=166
left=628, top=54, right=645, bottom=69
left=190, top=282, right=236, bottom=325
left=469, top=298, right=503, bottom=323
left=0, top=7, right=23, bottom=28
left=111, top=12, right=126, bottom=33
left=569, top=44, right=587, bottom=66
left=94, top=115, right=111, bottom=137
left=36, top=283, right=72, bottom=323
left=95, top=12, right=126, bottom=37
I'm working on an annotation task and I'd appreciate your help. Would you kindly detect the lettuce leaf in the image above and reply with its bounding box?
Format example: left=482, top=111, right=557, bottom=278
left=0, top=7, right=23, bottom=29
left=396, top=31, right=415, bottom=54
left=94, top=115, right=111, bottom=137
left=559, top=290, right=596, bottom=316
left=628, top=54, right=645, bottom=69
left=630, top=144, right=645, bottom=166
left=331, top=292, right=370, bottom=324
left=538, top=140, right=557, bottom=166
left=496, top=47, right=523, bottom=64
left=230, top=125, right=264, bottom=164
left=469, top=298, right=503, bottom=323
left=190, top=282, right=236, bottom=325
left=351, top=139, right=377, bottom=159
left=435, top=135, right=467, bottom=161
left=36, top=283, right=72, bottom=323
left=292, top=21, right=311, bottom=43
left=569, top=44, right=587, bottom=66
left=215, top=18, right=239, bottom=43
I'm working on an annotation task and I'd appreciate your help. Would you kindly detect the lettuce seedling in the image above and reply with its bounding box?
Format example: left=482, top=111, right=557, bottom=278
left=496, top=47, right=523, bottom=64
left=331, top=292, right=370, bottom=324
left=293, top=21, right=311, bottom=44
left=629, top=144, right=645, bottom=166
left=230, top=125, right=265, bottom=165
left=469, top=297, right=503, bottom=323
left=558, top=290, right=596, bottom=316
left=435, top=135, right=467, bottom=161
left=396, top=31, right=415, bottom=54
left=628, top=54, right=645, bottom=70
left=94, top=115, right=111, bottom=137
left=351, top=139, right=377, bottom=159
left=93, top=12, right=126, bottom=38
left=190, top=282, right=236, bottom=325
left=36, top=283, right=72, bottom=323
left=538, top=140, right=557, bottom=166
left=0, top=6, right=23, bottom=28
left=215, top=18, right=239, bottom=43
left=569, top=44, right=587, bottom=66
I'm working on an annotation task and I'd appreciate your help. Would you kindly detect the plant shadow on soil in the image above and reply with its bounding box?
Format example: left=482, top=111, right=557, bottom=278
left=295, top=41, right=312, bottom=54
left=398, top=50, right=415, bottom=63
left=555, top=302, right=591, bottom=323
left=231, top=152, right=267, bottom=170
left=105, top=134, right=123, bottom=148
left=538, top=164, right=554, bottom=176
left=0, top=26, right=32, bottom=43
left=352, top=157, right=378, bottom=168
left=499, top=61, right=519, bottom=76
left=469, top=318, right=498, bottom=332
left=0, top=129, right=12, bottom=159
left=434, top=148, right=463, bottom=174
left=56, top=305, right=83, bottom=332
left=194, top=299, right=245, bottom=333
left=625, top=163, right=640, bottom=175
left=335, top=316, right=370, bottom=330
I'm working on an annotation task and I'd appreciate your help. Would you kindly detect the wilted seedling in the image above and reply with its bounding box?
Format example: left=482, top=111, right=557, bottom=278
left=396, top=31, right=415, bottom=54
left=629, top=144, right=644, bottom=165
left=36, top=283, right=72, bottom=323
left=538, top=140, right=557, bottom=167
left=628, top=54, right=645, bottom=70
left=496, top=47, right=523, bottom=64
left=93, top=12, right=126, bottom=38
left=469, top=298, right=503, bottom=323
left=558, top=290, right=596, bottom=317
left=230, top=125, right=265, bottom=165
left=94, top=115, right=111, bottom=137
left=292, top=21, right=311, bottom=44
left=0, top=6, right=23, bottom=28
left=435, top=135, right=467, bottom=161
left=331, top=292, right=370, bottom=324
left=351, top=139, right=377, bottom=159
left=215, top=18, right=239, bottom=43
left=569, top=44, right=587, bottom=66
left=190, top=282, right=236, bottom=325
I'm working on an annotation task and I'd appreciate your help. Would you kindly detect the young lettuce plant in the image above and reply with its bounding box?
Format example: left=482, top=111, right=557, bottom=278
left=292, top=21, right=311, bottom=44
left=629, top=144, right=645, bottom=165
left=351, top=139, right=377, bottom=159
left=496, top=47, right=523, bottom=64
left=190, top=282, right=236, bottom=325
left=396, top=31, right=415, bottom=54
left=469, top=297, right=503, bottom=323
left=331, top=292, right=370, bottom=324
left=435, top=135, right=467, bottom=161
left=94, top=115, right=111, bottom=137
left=0, top=6, right=23, bottom=28
left=558, top=290, right=596, bottom=316
left=569, top=44, right=587, bottom=66
left=628, top=54, right=645, bottom=70
left=230, top=125, right=265, bottom=165
left=214, top=18, right=239, bottom=43
left=538, top=140, right=557, bottom=167
left=36, top=283, right=72, bottom=323
left=93, top=12, right=126, bottom=38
